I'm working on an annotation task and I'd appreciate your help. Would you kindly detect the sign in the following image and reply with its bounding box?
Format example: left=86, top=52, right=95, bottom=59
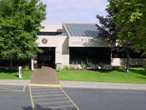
left=42, top=38, right=48, bottom=44
left=69, top=37, right=109, bottom=47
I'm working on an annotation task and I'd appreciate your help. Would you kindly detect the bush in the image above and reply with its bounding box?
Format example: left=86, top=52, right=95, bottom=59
left=23, top=65, right=29, bottom=71
left=57, top=65, right=69, bottom=72
left=57, top=67, right=62, bottom=72
left=81, top=61, right=86, bottom=68
left=62, top=65, right=69, bottom=71
left=117, top=65, right=125, bottom=72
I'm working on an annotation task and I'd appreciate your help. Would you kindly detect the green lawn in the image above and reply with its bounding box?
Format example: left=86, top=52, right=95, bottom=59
left=0, top=70, right=32, bottom=80
left=57, top=68, right=146, bottom=84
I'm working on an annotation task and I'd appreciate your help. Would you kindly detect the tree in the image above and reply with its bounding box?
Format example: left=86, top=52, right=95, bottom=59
left=96, top=6, right=119, bottom=43
left=97, top=0, right=146, bottom=72
left=109, top=0, right=146, bottom=72
left=96, top=4, right=131, bottom=72
left=109, top=0, right=146, bottom=54
left=0, top=0, right=46, bottom=69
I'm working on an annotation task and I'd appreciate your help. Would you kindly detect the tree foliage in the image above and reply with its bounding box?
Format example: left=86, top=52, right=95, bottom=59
left=109, top=0, right=146, bottom=54
left=97, top=0, right=146, bottom=72
left=96, top=6, right=119, bottom=43
left=96, top=3, right=132, bottom=72
left=0, top=0, right=46, bottom=66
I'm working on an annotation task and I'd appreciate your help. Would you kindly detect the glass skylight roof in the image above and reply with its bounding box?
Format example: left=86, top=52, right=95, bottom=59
left=64, top=23, right=101, bottom=37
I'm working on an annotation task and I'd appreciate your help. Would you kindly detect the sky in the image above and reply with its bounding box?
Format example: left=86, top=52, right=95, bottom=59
left=40, top=0, right=108, bottom=24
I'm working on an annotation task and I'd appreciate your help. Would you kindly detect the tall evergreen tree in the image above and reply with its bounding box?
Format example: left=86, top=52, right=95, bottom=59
left=0, top=0, right=46, bottom=68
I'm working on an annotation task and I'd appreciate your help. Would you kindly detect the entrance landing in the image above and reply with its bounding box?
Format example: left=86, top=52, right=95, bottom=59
left=30, top=66, right=59, bottom=86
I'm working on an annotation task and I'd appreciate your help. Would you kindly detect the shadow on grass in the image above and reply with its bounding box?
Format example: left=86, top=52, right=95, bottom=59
left=86, top=68, right=146, bottom=76
left=72, top=68, right=113, bottom=73
left=130, top=68, right=146, bottom=76
left=0, top=68, right=18, bottom=74
left=15, top=74, right=19, bottom=78
left=87, top=69, right=113, bottom=73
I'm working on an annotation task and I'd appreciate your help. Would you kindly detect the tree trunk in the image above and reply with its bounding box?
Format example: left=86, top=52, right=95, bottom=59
left=125, top=47, right=130, bottom=73
left=9, top=58, right=13, bottom=70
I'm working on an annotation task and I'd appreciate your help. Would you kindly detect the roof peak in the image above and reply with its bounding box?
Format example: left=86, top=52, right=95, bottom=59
left=63, top=22, right=97, bottom=25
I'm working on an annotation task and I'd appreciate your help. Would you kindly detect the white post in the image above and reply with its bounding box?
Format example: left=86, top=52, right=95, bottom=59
left=19, top=66, right=22, bottom=78
left=31, top=58, right=34, bottom=71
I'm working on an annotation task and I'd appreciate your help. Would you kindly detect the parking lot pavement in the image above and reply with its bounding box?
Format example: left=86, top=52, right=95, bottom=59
left=30, top=86, right=79, bottom=110
left=0, top=85, right=26, bottom=92
left=0, top=85, right=80, bottom=110
left=0, top=85, right=32, bottom=110
left=63, top=88, right=146, bottom=110
left=1, top=84, right=146, bottom=110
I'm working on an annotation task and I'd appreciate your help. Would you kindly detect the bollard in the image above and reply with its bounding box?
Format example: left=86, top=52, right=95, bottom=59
left=18, top=66, right=22, bottom=78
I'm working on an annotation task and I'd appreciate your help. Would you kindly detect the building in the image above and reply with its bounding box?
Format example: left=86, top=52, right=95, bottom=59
left=31, top=23, right=145, bottom=70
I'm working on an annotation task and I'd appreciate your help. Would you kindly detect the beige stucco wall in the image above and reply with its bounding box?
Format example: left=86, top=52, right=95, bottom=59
left=36, top=36, right=57, bottom=47
left=36, top=24, right=70, bottom=69
left=36, top=35, right=69, bottom=69
left=111, top=58, right=145, bottom=67
left=55, top=36, right=69, bottom=69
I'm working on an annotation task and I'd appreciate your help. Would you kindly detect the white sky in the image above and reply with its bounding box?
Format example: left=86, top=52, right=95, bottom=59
left=40, top=0, right=108, bottom=24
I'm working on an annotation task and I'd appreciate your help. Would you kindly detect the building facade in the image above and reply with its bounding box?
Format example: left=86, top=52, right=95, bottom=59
left=31, top=23, right=145, bottom=70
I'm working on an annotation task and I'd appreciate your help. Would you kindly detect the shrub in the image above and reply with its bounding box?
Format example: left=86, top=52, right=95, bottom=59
left=57, top=67, right=62, bottom=72
left=23, top=65, right=29, bottom=71
left=117, top=65, right=125, bottom=72
left=57, top=65, right=69, bottom=72
left=81, top=61, right=86, bottom=69
left=62, top=65, right=69, bottom=71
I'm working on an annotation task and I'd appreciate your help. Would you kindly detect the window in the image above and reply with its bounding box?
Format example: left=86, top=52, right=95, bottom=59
left=70, top=47, right=111, bottom=64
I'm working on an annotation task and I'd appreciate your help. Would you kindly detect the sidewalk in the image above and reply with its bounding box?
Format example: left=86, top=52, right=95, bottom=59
left=30, top=67, right=59, bottom=85
left=0, top=80, right=30, bottom=86
left=0, top=80, right=146, bottom=90
left=60, top=81, right=146, bottom=90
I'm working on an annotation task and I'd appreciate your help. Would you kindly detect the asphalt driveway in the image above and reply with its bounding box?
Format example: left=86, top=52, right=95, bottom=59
left=0, top=85, right=79, bottom=110
left=0, top=85, right=32, bottom=110
left=64, top=88, right=146, bottom=110
left=0, top=85, right=146, bottom=110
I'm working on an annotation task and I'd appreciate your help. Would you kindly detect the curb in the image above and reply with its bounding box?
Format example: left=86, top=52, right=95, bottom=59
left=0, top=80, right=146, bottom=90
left=0, top=80, right=30, bottom=86
left=60, top=81, right=146, bottom=90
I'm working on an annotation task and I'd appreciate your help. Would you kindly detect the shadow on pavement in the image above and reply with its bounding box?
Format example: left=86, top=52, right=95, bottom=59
left=22, top=106, right=32, bottom=110
left=22, top=104, right=77, bottom=110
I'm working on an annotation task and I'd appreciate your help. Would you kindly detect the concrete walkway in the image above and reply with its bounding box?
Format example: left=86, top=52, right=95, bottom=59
left=0, top=80, right=146, bottom=90
left=30, top=66, right=59, bottom=85
left=60, top=81, right=146, bottom=90
left=0, top=80, right=30, bottom=86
